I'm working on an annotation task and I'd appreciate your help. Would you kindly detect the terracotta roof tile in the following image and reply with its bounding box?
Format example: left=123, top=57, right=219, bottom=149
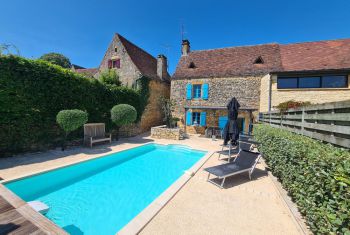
left=173, top=38, right=350, bottom=79
left=280, top=38, right=350, bottom=72
left=173, top=44, right=282, bottom=78
left=75, top=68, right=98, bottom=77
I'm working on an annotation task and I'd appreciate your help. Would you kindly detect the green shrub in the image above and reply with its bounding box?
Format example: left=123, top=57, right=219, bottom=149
left=0, top=55, right=145, bottom=156
left=254, top=124, right=350, bottom=234
left=111, top=104, right=137, bottom=140
left=274, top=100, right=311, bottom=113
left=56, top=109, right=88, bottom=150
left=111, top=104, right=137, bottom=126
left=98, top=69, right=121, bottom=86
left=56, top=109, right=88, bottom=133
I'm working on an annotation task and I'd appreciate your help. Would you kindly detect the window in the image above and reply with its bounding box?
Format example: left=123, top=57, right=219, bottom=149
left=277, top=75, right=348, bottom=89
left=193, top=84, right=202, bottom=98
left=299, top=77, right=321, bottom=88
left=277, top=77, right=298, bottom=89
left=192, top=112, right=200, bottom=125
left=322, top=75, right=347, bottom=88
left=112, top=59, right=120, bottom=68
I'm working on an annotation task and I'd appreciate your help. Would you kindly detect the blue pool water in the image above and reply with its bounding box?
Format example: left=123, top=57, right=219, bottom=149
left=5, top=144, right=206, bottom=235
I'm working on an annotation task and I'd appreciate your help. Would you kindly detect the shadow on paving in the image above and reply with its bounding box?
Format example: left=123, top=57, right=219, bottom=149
left=0, top=135, right=155, bottom=171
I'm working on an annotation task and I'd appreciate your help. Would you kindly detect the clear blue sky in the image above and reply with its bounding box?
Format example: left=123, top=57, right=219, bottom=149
left=1, top=0, right=350, bottom=74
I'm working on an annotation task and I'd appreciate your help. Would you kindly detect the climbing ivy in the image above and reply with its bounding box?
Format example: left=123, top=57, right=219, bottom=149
left=136, top=75, right=150, bottom=120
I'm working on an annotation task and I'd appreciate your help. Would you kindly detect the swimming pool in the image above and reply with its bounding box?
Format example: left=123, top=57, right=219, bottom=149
left=5, top=144, right=206, bottom=235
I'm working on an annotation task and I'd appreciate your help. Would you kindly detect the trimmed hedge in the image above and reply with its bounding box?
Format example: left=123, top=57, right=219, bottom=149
left=0, top=55, right=144, bottom=156
left=254, top=124, right=350, bottom=234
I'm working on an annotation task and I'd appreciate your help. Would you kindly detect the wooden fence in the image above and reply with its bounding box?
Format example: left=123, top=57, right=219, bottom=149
left=259, top=100, right=350, bottom=148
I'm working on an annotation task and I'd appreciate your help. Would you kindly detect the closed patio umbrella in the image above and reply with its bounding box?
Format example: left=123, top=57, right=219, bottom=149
left=223, top=97, right=240, bottom=146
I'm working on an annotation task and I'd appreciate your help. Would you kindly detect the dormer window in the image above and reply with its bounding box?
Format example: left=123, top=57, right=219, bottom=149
left=254, top=56, right=264, bottom=64
left=188, top=62, right=196, bottom=69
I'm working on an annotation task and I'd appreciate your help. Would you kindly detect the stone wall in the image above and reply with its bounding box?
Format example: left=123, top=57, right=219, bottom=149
left=185, top=109, right=252, bottom=135
left=140, top=80, right=170, bottom=132
left=171, top=76, right=262, bottom=134
left=259, top=74, right=350, bottom=112
left=119, top=123, right=142, bottom=137
left=151, top=125, right=181, bottom=140
left=171, top=76, right=262, bottom=118
left=98, top=35, right=142, bottom=87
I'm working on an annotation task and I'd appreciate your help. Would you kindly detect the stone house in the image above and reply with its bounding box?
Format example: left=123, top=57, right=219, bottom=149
left=172, top=39, right=350, bottom=135
left=76, top=33, right=170, bottom=133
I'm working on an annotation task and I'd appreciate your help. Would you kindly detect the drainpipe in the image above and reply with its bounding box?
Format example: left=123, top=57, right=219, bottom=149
left=268, top=75, right=272, bottom=112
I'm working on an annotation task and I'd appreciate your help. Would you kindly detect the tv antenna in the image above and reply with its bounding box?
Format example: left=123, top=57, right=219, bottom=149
left=181, top=23, right=187, bottom=40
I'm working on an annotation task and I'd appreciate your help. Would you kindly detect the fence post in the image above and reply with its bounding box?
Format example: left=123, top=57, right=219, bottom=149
left=301, top=107, right=305, bottom=135
left=331, top=108, right=335, bottom=137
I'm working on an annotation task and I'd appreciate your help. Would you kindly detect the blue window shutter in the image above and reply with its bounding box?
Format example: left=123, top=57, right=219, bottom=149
left=186, top=111, right=192, bottom=125
left=200, top=112, right=206, bottom=126
left=202, top=83, right=209, bottom=100
left=186, top=83, right=192, bottom=100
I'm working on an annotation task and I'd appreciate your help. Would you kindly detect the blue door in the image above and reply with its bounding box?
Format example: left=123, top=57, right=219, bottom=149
left=218, top=116, right=245, bottom=133
left=218, top=116, right=228, bottom=130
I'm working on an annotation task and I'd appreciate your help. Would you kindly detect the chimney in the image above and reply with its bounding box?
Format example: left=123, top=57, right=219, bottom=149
left=181, top=39, right=190, bottom=56
left=157, top=54, right=168, bottom=81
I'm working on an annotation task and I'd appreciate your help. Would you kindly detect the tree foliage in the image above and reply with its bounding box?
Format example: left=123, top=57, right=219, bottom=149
left=254, top=124, right=350, bottom=234
left=111, top=104, right=137, bottom=140
left=56, top=109, right=88, bottom=133
left=111, top=104, right=137, bottom=127
left=98, top=69, right=121, bottom=86
left=56, top=109, right=88, bottom=150
left=39, top=52, right=72, bottom=68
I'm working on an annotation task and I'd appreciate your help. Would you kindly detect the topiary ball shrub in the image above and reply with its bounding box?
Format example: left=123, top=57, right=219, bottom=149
left=56, top=109, right=88, bottom=150
left=111, top=104, right=137, bottom=140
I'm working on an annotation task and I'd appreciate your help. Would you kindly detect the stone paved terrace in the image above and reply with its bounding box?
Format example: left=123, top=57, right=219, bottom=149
left=0, top=134, right=305, bottom=234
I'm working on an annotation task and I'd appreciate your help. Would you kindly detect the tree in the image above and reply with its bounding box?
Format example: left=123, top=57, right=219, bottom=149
left=98, top=69, right=121, bottom=86
left=158, top=96, right=177, bottom=128
left=111, top=104, right=137, bottom=140
left=56, top=109, right=88, bottom=150
left=40, top=53, right=71, bottom=68
left=0, top=43, right=20, bottom=55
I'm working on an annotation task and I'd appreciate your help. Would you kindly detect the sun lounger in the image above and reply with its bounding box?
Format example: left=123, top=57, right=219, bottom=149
left=205, top=150, right=262, bottom=188
left=218, top=140, right=258, bottom=161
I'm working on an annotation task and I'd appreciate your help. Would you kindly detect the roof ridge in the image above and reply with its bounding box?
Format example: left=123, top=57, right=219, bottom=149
left=76, top=67, right=98, bottom=70
left=190, top=42, right=279, bottom=53
left=115, top=33, right=157, bottom=60
left=280, top=37, right=350, bottom=46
